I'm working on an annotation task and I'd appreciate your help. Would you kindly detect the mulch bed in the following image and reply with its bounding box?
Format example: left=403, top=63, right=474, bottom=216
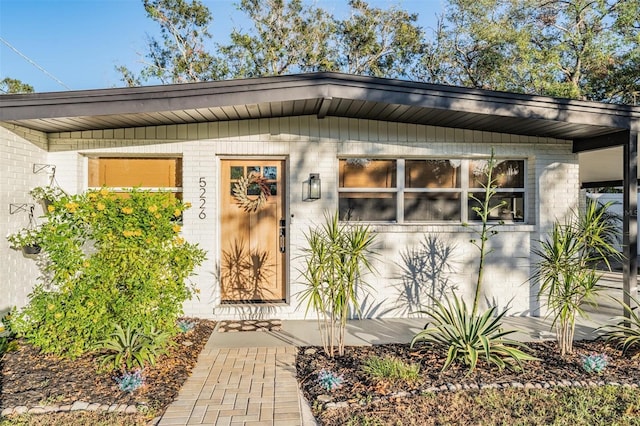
left=296, top=340, right=640, bottom=412
left=0, top=318, right=215, bottom=412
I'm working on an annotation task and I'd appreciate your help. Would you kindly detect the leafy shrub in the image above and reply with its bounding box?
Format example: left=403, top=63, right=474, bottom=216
left=361, top=355, right=420, bottom=383
left=115, top=369, right=145, bottom=393
left=534, top=200, right=621, bottom=356
left=410, top=295, right=537, bottom=373
left=581, top=353, right=609, bottom=374
left=10, top=188, right=206, bottom=358
left=299, top=211, right=377, bottom=358
left=317, top=369, right=344, bottom=392
left=97, top=323, right=171, bottom=372
left=600, top=292, right=640, bottom=355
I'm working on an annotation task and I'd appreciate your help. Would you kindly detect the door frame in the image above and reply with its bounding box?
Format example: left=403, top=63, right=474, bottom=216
left=217, top=155, right=289, bottom=305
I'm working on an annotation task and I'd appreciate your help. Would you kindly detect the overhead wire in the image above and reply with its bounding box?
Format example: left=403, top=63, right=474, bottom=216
left=0, top=36, right=71, bottom=90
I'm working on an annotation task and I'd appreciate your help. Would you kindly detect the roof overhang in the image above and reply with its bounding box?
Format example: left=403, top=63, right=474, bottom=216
left=1, top=72, right=637, bottom=143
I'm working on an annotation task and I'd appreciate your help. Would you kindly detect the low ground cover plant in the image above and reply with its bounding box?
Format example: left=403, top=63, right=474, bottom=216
left=361, top=355, right=420, bottom=383
left=8, top=188, right=206, bottom=359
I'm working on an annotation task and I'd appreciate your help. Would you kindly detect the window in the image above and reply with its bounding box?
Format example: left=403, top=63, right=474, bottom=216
left=338, top=158, right=525, bottom=223
left=88, top=157, right=183, bottom=199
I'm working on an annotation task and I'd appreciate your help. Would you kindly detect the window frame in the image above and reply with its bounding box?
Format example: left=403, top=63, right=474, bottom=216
left=86, top=156, right=184, bottom=196
left=338, top=157, right=527, bottom=224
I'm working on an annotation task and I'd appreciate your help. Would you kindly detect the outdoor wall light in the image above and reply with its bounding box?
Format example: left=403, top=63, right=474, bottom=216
left=307, top=173, right=321, bottom=200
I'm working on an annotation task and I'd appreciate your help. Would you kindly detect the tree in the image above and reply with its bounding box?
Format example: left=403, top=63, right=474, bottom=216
left=419, top=0, right=640, bottom=102
left=0, top=77, right=34, bottom=94
left=219, top=0, right=336, bottom=78
left=117, top=0, right=225, bottom=85
left=335, top=0, right=425, bottom=78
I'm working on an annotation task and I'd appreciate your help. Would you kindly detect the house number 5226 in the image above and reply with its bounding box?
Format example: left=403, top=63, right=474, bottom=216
left=198, top=177, right=206, bottom=219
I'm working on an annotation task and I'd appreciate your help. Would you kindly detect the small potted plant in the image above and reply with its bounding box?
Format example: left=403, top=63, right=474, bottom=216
left=29, top=186, right=65, bottom=210
left=7, top=227, right=42, bottom=255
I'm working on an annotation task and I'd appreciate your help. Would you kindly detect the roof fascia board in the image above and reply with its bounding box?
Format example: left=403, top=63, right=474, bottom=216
left=573, top=130, right=629, bottom=153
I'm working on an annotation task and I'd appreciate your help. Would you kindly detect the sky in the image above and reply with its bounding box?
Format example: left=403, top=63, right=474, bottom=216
left=0, top=0, right=442, bottom=93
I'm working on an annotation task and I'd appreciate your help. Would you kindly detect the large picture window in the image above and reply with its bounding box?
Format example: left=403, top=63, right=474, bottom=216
left=338, top=158, right=525, bottom=223
left=88, top=157, right=183, bottom=199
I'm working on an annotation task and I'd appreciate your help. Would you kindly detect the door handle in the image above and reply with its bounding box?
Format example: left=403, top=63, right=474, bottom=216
left=279, top=219, right=286, bottom=253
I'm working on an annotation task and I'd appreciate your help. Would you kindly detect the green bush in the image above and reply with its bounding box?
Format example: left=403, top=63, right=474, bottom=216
left=10, top=188, right=206, bottom=358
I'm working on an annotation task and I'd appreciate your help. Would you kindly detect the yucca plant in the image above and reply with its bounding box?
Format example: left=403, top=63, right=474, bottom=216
left=97, top=323, right=171, bottom=372
left=299, top=211, right=377, bottom=357
left=410, top=295, right=537, bottom=373
left=600, top=292, right=640, bottom=355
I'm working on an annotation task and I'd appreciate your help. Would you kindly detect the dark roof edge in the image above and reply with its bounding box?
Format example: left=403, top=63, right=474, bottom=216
left=2, top=72, right=638, bottom=115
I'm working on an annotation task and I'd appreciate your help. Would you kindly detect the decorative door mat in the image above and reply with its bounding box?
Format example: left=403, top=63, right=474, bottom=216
left=217, top=319, right=282, bottom=332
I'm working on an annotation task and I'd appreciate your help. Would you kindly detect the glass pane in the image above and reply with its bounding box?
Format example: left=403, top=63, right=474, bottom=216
left=269, top=183, right=277, bottom=196
left=247, top=183, right=261, bottom=196
left=339, top=193, right=396, bottom=221
left=230, top=166, right=244, bottom=180
left=263, top=166, right=277, bottom=180
left=247, top=166, right=261, bottom=177
left=339, top=159, right=396, bottom=188
left=469, top=160, right=524, bottom=188
left=404, top=192, right=461, bottom=221
left=406, top=160, right=461, bottom=188
left=468, top=192, right=525, bottom=222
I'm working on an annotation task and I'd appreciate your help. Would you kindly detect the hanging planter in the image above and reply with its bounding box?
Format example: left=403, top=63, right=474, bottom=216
left=7, top=226, right=42, bottom=256
left=232, top=172, right=271, bottom=212
left=29, top=186, right=66, bottom=212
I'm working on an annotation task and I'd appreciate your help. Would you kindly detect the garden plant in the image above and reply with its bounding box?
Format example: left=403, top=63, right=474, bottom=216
left=411, top=149, right=535, bottom=372
left=534, top=200, right=621, bottom=355
left=7, top=188, right=206, bottom=360
left=299, top=211, right=377, bottom=357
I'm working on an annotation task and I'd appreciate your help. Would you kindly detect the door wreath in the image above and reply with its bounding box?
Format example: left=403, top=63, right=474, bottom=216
left=232, top=171, right=271, bottom=212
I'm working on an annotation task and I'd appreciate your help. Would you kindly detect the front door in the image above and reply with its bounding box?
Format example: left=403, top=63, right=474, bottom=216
left=220, top=159, right=286, bottom=303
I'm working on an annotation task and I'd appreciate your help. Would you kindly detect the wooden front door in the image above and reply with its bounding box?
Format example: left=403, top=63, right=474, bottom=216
left=220, top=159, right=286, bottom=303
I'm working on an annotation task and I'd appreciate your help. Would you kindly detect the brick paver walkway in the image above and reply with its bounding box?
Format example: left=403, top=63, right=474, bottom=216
left=159, top=342, right=303, bottom=426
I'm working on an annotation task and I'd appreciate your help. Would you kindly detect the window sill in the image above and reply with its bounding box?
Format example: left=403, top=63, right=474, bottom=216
left=356, top=223, right=536, bottom=233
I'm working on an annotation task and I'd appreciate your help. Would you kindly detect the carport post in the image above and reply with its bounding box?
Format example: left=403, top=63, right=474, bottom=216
left=623, top=130, right=638, bottom=318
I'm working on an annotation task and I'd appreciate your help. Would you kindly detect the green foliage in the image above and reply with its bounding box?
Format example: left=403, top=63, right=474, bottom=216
left=361, top=355, right=420, bottom=383
left=6, top=226, right=42, bottom=249
left=10, top=188, right=206, bottom=358
left=534, top=200, right=621, bottom=355
left=299, top=211, right=377, bottom=357
left=28, top=185, right=66, bottom=202
left=98, top=324, right=171, bottom=372
left=0, top=312, right=18, bottom=359
left=0, top=77, right=34, bottom=94
left=410, top=295, right=536, bottom=373
left=600, top=292, right=640, bottom=355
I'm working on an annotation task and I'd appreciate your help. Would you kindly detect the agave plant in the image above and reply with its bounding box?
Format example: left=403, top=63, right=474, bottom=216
left=410, top=295, right=537, bottom=373
left=97, top=323, right=172, bottom=372
left=600, top=292, right=640, bottom=355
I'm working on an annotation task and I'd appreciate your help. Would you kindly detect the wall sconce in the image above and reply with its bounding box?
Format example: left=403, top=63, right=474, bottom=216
left=307, top=173, right=321, bottom=200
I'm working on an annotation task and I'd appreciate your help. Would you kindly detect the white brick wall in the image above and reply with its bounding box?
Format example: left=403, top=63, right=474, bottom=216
left=3, top=117, right=578, bottom=319
left=0, top=126, right=49, bottom=315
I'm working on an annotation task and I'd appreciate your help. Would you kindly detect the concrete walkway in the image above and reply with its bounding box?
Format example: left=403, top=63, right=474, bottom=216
left=158, top=272, right=629, bottom=426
